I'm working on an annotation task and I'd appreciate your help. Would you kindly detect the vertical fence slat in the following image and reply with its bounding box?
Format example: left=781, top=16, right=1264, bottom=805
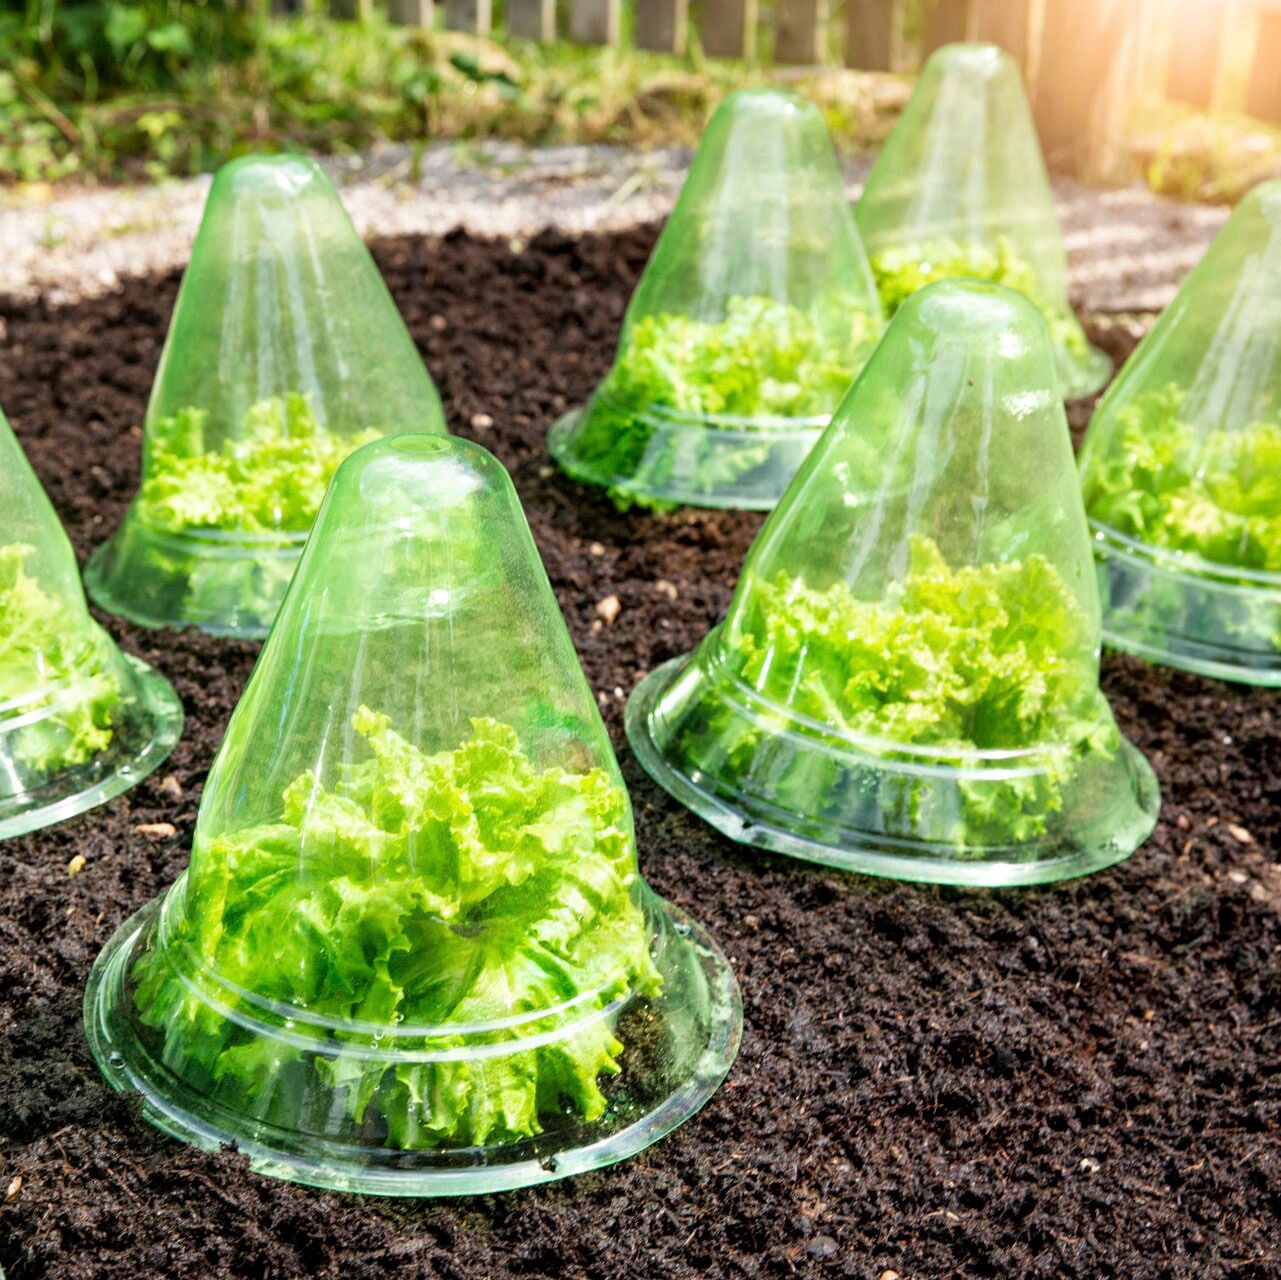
left=970, top=0, right=1029, bottom=65
left=387, top=0, right=433, bottom=24
left=1166, top=0, right=1225, bottom=109
left=845, top=0, right=900, bottom=71
left=920, top=0, right=969, bottom=59
left=508, top=0, right=556, bottom=40
left=635, top=0, right=688, bottom=52
left=774, top=0, right=827, bottom=64
left=701, top=0, right=757, bottom=58
left=568, top=0, right=621, bottom=45
left=1247, top=11, right=1281, bottom=123
left=444, top=0, right=492, bottom=32
left=1033, top=0, right=1133, bottom=177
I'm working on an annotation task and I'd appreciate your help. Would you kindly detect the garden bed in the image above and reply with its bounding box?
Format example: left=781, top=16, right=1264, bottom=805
left=0, top=225, right=1277, bottom=1278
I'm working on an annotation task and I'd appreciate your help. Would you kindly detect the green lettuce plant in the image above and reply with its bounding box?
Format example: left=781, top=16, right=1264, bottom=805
left=87, top=436, right=741, bottom=1193
left=138, top=394, right=381, bottom=538
left=569, top=297, right=880, bottom=511
left=551, top=87, right=885, bottom=512
left=1082, top=384, right=1281, bottom=574
left=678, top=537, right=1119, bottom=850
left=132, top=709, right=659, bottom=1148
left=86, top=154, right=447, bottom=638
left=0, top=543, right=121, bottom=774
left=107, top=393, right=382, bottom=630
left=853, top=44, right=1110, bottom=398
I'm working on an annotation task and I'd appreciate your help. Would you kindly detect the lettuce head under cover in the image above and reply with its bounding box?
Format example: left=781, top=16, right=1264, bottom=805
left=85, top=433, right=741, bottom=1196
left=85, top=154, right=446, bottom=639
left=627, top=281, right=1158, bottom=886
left=1080, top=179, right=1281, bottom=685
left=0, top=405, right=182, bottom=839
left=855, top=43, right=1110, bottom=399
left=549, top=87, right=884, bottom=511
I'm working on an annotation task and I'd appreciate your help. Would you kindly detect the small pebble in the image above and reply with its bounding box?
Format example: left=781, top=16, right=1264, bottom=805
left=470, top=412, right=493, bottom=430
left=158, top=774, right=183, bottom=800
left=806, top=1235, right=838, bottom=1260
left=429, top=314, right=447, bottom=331
left=66, top=855, right=86, bottom=878
left=879, top=1271, right=901, bottom=1280
left=1227, top=823, right=1254, bottom=845
left=654, top=578, right=678, bottom=600
left=595, top=595, right=621, bottom=625
left=135, top=822, right=177, bottom=839
left=6, top=1175, right=21, bottom=1201
left=588, top=542, right=606, bottom=556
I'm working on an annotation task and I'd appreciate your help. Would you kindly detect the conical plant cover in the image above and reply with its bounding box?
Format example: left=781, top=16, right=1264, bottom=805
left=85, top=434, right=741, bottom=1196
left=85, top=154, right=447, bottom=639
left=1080, top=180, right=1281, bottom=685
left=549, top=87, right=884, bottom=511
left=0, top=407, right=182, bottom=838
left=855, top=43, right=1110, bottom=399
left=627, top=281, right=1158, bottom=886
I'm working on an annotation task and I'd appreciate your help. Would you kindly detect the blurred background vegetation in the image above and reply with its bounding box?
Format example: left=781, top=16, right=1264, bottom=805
left=0, top=0, right=906, bottom=185
left=3, top=0, right=1280, bottom=198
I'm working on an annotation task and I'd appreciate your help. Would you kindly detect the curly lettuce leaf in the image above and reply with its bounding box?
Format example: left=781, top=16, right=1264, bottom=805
left=681, top=536, right=1116, bottom=850
left=569, top=295, right=880, bottom=511
left=138, top=393, right=382, bottom=536
left=134, top=712, right=660, bottom=1149
left=0, top=543, right=121, bottom=776
left=1082, top=383, right=1281, bottom=575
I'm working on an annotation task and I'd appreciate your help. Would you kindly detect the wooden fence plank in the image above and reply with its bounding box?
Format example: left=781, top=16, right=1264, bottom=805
left=1166, top=0, right=1224, bottom=109
left=845, top=0, right=900, bottom=71
left=387, top=0, right=433, bottom=24
left=774, top=0, right=827, bottom=64
left=568, top=0, right=621, bottom=44
left=444, top=0, right=491, bottom=32
left=508, top=0, right=556, bottom=41
left=920, top=0, right=969, bottom=59
left=634, top=0, right=688, bottom=52
left=1033, top=0, right=1133, bottom=177
left=1247, top=12, right=1281, bottom=123
left=970, top=0, right=1029, bottom=65
left=701, top=0, right=757, bottom=58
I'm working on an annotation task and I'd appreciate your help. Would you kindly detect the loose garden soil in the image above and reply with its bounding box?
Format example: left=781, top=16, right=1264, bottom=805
left=0, top=226, right=1278, bottom=1279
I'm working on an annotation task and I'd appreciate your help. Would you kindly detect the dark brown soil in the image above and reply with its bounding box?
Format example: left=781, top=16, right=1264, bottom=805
left=1, top=226, right=1278, bottom=1280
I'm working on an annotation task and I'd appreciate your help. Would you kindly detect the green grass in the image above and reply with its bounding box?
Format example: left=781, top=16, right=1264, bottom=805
left=0, top=2, right=904, bottom=186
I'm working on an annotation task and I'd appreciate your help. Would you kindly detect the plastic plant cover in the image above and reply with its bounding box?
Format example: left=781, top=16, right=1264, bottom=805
left=0, top=406, right=182, bottom=839
left=85, top=154, right=447, bottom=639
left=627, top=281, right=1159, bottom=886
left=85, top=433, right=742, bottom=1196
left=854, top=43, right=1110, bottom=400
left=548, top=87, right=884, bottom=512
left=1080, top=180, right=1281, bottom=684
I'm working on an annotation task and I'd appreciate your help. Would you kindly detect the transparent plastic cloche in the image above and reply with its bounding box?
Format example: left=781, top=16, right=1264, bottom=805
left=855, top=43, right=1110, bottom=399
left=549, top=86, right=884, bottom=511
left=0, top=406, right=182, bottom=839
left=85, top=433, right=741, bottom=1196
left=85, top=154, right=447, bottom=639
left=1080, top=180, right=1281, bottom=685
left=627, top=281, right=1158, bottom=886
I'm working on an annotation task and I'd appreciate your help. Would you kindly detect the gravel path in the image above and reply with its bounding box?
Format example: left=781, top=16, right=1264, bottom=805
left=0, top=141, right=1229, bottom=314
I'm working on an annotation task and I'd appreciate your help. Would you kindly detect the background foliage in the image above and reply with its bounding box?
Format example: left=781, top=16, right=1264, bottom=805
left=0, top=0, right=900, bottom=185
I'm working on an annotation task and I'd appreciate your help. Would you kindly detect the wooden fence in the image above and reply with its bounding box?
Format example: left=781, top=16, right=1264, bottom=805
left=293, top=0, right=1281, bottom=176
